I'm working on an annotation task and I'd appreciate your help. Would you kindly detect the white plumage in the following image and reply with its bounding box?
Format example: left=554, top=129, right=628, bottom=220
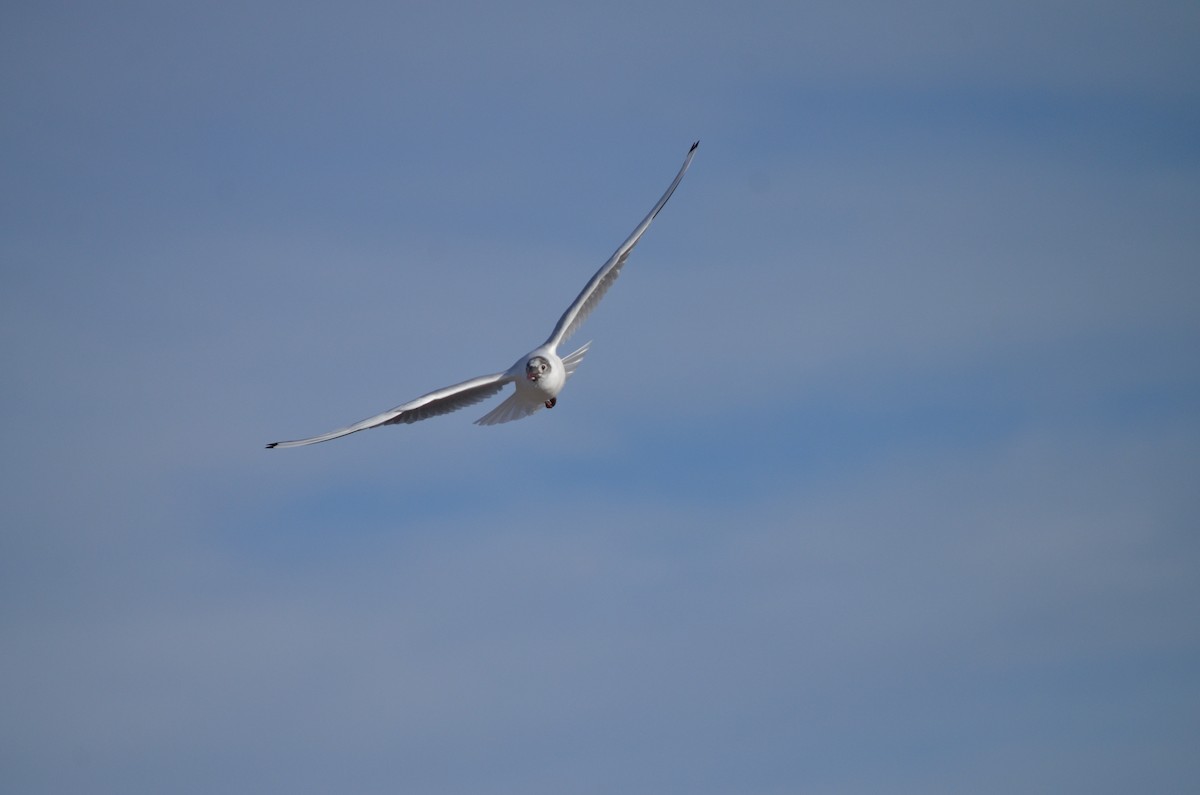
left=267, top=142, right=698, bottom=449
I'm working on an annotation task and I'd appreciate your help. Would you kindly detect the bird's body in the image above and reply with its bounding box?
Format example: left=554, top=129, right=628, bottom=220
left=478, top=344, right=568, bottom=426
left=267, top=142, right=698, bottom=449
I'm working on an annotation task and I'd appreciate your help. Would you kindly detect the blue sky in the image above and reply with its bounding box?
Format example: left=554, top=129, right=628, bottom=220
left=3, top=1, right=1199, bottom=793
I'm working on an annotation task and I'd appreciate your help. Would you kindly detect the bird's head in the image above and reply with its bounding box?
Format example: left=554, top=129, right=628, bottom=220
left=525, top=356, right=550, bottom=382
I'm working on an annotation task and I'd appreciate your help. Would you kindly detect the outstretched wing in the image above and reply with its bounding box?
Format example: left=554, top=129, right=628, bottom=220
left=266, top=371, right=513, bottom=448
left=544, top=141, right=699, bottom=350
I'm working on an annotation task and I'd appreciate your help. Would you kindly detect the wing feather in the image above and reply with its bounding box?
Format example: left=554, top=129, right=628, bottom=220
left=266, top=372, right=512, bottom=448
left=545, top=141, right=698, bottom=349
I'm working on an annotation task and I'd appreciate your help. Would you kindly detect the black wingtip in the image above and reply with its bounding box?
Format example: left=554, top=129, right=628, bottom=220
left=690, top=140, right=699, bottom=152
left=265, top=442, right=278, bottom=449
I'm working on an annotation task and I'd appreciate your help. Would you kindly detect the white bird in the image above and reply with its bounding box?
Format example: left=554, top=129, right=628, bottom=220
left=266, top=141, right=699, bottom=449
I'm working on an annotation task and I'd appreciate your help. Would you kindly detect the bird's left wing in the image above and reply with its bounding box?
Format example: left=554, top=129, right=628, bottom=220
left=266, top=371, right=513, bottom=448
left=544, top=141, right=698, bottom=349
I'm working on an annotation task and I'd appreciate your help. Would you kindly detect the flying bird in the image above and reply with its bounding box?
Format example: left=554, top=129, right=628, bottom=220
left=266, top=141, right=699, bottom=449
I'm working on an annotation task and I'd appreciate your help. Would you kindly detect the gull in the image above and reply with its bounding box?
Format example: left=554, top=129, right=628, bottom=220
left=266, top=141, right=698, bottom=449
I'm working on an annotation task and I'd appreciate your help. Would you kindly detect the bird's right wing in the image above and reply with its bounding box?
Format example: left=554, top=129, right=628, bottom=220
left=266, top=371, right=513, bottom=448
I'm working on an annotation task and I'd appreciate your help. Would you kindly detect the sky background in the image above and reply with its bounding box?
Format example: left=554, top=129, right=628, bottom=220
left=3, top=1, right=1199, bottom=793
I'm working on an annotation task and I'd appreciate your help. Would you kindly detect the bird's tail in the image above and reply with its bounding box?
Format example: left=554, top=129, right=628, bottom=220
left=474, top=392, right=543, bottom=426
